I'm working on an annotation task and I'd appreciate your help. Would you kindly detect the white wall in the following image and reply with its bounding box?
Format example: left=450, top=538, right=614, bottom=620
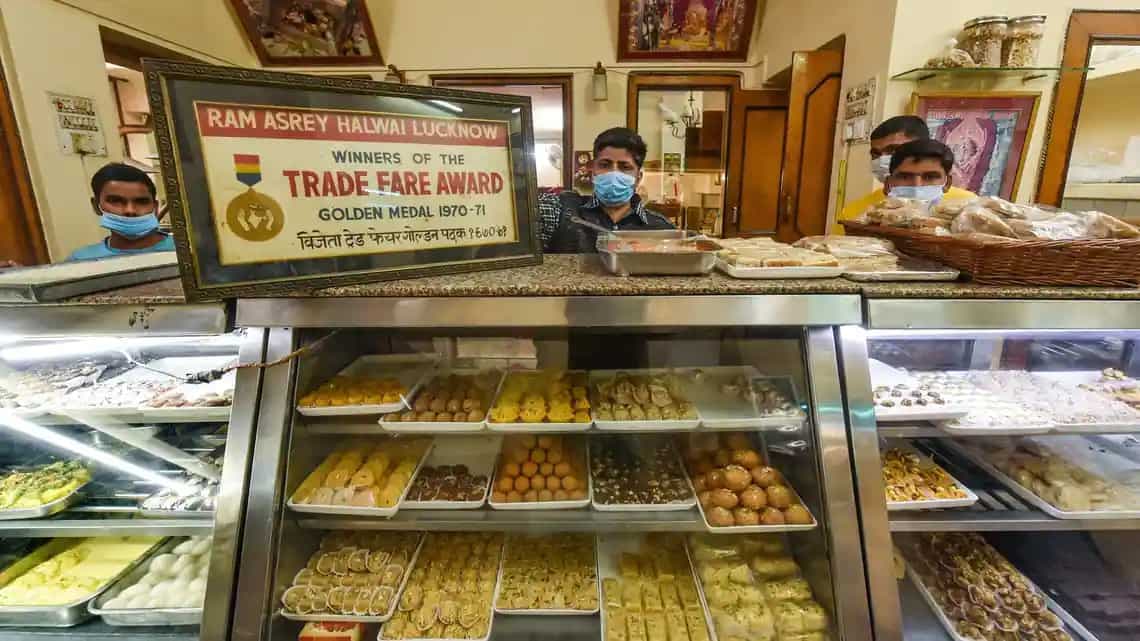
left=884, top=0, right=1138, bottom=203
left=0, top=0, right=257, bottom=260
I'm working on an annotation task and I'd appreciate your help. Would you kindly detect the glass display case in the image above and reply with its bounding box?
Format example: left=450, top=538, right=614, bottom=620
left=228, top=294, right=874, bottom=641
left=0, top=301, right=263, bottom=641
left=843, top=297, right=1140, bottom=641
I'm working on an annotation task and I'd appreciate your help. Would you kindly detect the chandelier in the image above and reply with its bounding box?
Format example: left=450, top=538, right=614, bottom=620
left=667, top=92, right=702, bottom=139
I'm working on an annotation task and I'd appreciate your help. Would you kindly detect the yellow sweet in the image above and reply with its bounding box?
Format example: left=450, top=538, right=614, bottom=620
left=0, top=537, right=159, bottom=606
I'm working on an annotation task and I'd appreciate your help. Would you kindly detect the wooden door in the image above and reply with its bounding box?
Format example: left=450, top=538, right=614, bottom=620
left=723, top=50, right=842, bottom=239
left=777, top=49, right=842, bottom=241
left=723, top=89, right=789, bottom=236
left=0, top=62, right=47, bottom=265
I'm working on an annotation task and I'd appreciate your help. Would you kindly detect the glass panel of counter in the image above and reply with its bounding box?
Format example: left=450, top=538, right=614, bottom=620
left=860, top=330, right=1140, bottom=641
left=259, top=327, right=853, bottom=641
left=0, top=330, right=249, bottom=640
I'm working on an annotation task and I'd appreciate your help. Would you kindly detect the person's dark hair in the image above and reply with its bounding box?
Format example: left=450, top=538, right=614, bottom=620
left=593, top=127, right=648, bottom=168
left=870, top=115, right=930, bottom=142
left=91, top=163, right=157, bottom=199
left=889, top=139, right=954, bottom=174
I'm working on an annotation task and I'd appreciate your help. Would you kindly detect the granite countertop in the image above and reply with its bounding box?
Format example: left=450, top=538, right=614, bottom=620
left=60, top=254, right=1140, bottom=304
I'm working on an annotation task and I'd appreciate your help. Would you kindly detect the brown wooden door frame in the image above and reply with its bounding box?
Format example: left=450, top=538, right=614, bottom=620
left=0, top=61, right=48, bottom=265
left=723, top=88, right=789, bottom=237
left=779, top=49, right=842, bottom=241
left=432, top=73, right=574, bottom=188
left=1036, top=10, right=1140, bottom=206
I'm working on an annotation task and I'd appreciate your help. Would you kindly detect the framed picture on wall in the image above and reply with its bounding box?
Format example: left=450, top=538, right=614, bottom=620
left=911, top=92, right=1040, bottom=200
left=618, top=0, right=760, bottom=61
left=228, top=0, right=383, bottom=66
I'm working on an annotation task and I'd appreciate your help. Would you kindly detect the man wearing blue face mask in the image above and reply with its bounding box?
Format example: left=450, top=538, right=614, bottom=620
left=884, top=139, right=956, bottom=203
left=539, top=127, right=674, bottom=253
left=66, top=163, right=174, bottom=262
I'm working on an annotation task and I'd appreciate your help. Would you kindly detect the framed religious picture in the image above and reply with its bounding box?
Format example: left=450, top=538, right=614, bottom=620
left=573, top=150, right=594, bottom=189
left=911, top=92, right=1041, bottom=200
left=228, top=0, right=383, bottom=66
left=618, top=0, right=760, bottom=62
left=144, top=59, right=541, bottom=301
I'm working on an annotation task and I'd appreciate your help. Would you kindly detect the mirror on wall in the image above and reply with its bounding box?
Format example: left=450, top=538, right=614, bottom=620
left=1062, top=44, right=1140, bottom=223
left=634, top=88, right=729, bottom=235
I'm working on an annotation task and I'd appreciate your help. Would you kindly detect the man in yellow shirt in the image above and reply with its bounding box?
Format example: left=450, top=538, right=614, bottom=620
left=835, top=115, right=975, bottom=233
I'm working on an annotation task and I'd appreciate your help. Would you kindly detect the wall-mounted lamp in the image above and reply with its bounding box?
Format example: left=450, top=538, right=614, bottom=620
left=384, top=64, right=406, bottom=84
left=592, top=62, right=608, bottom=101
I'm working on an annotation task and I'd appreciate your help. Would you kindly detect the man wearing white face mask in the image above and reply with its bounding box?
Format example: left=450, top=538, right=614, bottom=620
left=66, top=163, right=174, bottom=262
left=884, top=139, right=956, bottom=202
left=835, top=116, right=974, bottom=233
left=539, top=127, right=674, bottom=253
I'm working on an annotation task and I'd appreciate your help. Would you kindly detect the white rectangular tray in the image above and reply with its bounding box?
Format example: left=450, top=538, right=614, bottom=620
left=493, top=535, right=599, bottom=615
left=716, top=258, right=842, bottom=279
left=488, top=440, right=591, bottom=510
left=297, top=354, right=436, bottom=417
left=286, top=441, right=433, bottom=518
left=280, top=534, right=424, bottom=623
left=590, top=437, right=696, bottom=512
left=841, top=257, right=959, bottom=282
left=589, top=370, right=700, bottom=432
left=868, top=360, right=971, bottom=423
left=676, top=367, right=806, bottom=430
left=402, top=436, right=499, bottom=510
left=378, top=369, right=501, bottom=434
left=881, top=440, right=978, bottom=512
left=945, top=439, right=1140, bottom=520
left=486, top=370, right=592, bottom=433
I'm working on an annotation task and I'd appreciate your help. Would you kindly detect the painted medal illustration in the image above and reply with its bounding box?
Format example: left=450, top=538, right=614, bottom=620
left=226, top=153, right=284, bottom=241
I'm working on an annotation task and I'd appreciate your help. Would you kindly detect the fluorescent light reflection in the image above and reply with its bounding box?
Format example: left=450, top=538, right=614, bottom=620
left=0, top=412, right=198, bottom=495
left=429, top=99, right=464, bottom=113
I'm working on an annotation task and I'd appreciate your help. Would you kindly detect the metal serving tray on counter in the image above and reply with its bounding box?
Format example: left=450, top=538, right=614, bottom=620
left=0, top=538, right=163, bottom=627
left=596, top=230, right=717, bottom=276
left=88, top=538, right=202, bottom=627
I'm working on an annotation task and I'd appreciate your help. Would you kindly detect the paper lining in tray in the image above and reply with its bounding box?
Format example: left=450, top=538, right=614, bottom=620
left=486, top=370, right=592, bottom=433
left=0, top=537, right=165, bottom=628
left=286, top=440, right=433, bottom=518
left=297, top=354, right=436, bottom=417
left=402, top=436, right=498, bottom=510
left=881, top=440, right=978, bottom=512
left=597, top=534, right=714, bottom=641
left=378, top=369, right=501, bottom=434
left=488, top=438, right=591, bottom=510
left=589, top=369, right=700, bottom=432
left=945, top=438, right=1140, bottom=520
left=280, top=534, right=425, bottom=623
left=590, top=436, right=696, bottom=512
left=492, top=534, right=599, bottom=615
left=716, top=258, right=843, bottom=280
left=906, top=564, right=1077, bottom=641
left=676, top=367, right=806, bottom=430
left=87, top=538, right=203, bottom=627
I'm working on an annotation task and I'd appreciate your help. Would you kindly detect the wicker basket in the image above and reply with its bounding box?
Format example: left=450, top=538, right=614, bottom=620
left=842, top=221, right=1140, bottom=287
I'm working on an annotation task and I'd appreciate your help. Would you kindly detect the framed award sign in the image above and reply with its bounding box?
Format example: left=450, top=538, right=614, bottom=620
left=144, top=59, right=542, bottom=300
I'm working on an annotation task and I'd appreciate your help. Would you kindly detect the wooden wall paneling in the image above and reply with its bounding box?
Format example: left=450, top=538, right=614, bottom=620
left=0, top=61, right=47, bottom=265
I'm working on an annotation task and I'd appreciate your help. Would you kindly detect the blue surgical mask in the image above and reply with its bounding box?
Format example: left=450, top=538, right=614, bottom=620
left=100, top=210, right=159, bottom=239
left=871, top=155, right=892, bottom=183
left=593, top=171, right=636, bottom=207
left=890, top=185, right=945, bottom=203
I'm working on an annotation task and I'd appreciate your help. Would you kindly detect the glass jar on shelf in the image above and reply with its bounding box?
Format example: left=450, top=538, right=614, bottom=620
left=1005, top=15, right=1047, bottom=68
left=962, top=16, right=1008, bottom=67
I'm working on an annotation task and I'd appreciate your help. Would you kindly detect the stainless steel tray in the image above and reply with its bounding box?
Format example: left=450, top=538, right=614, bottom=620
left=596, top=230, right=716, bottom=276
left=89, top=539, right=202, bottom=627
left=0, top=537, right=163, bottom=627
left=842, top=257, right=960, bottom=282
left=0, top=483, right=86, bottom=521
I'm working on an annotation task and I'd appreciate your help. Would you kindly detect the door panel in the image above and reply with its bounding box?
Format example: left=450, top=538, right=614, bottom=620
left=0, top=62, right=47, bottom=265
left=724, top=89, right=788, bottom=236
left=779, top=49, right=843, bottom=241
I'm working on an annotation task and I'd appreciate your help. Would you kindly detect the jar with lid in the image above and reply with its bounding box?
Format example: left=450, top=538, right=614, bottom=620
left=963, top=16, right=1008, bottom=67
left=1005, top=15, right=1046, bottom=67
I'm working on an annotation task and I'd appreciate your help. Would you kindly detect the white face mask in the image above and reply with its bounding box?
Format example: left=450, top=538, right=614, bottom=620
left=870, top=155, right=892, bottom=183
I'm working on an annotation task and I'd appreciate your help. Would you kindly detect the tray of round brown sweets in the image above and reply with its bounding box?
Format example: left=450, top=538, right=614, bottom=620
left=380, top=370, right=503, bottom=433
left=402, top=436, right=497, bottom=510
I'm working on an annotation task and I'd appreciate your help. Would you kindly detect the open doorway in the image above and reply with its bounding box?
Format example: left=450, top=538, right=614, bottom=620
left=431, top=74, right=573, bottom=190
